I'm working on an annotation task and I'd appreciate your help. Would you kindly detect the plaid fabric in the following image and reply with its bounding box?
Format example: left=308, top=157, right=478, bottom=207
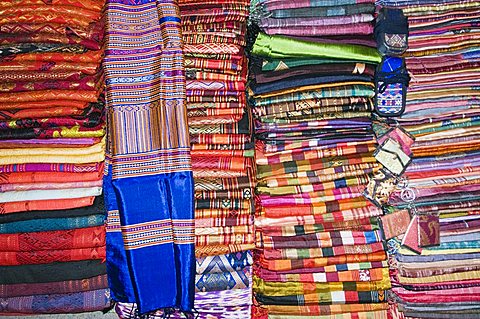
left=259, top=197, right=374, bottom=217
left=257, top=155, right=378, bottom=179
left=252, top=85, right=374, bottom=107
left=256, top=144, right=377, bottom=165
left=256, top=207, right=383, bottom=226
left=259, top=217, right=380, bottom=236
left=254, top=277, right=391, bottom=295
left=253, top=97, right=373, bottom=117
left=258, top=187, right=367, bottom=206
left=261, top=303, right=388, bottom=315
left=268, top=310, right=388, bottom=319
left=259, top=251, right=387, bottom=271
left=256, top=261, right=389, bottom=276
left=259, top=230, right=382, bottom=249
left=255, top=289, right=387, bottom=305
left=262, top=242, right=386, bottom=260
left=257, top=176, right=370, bottom=196
left=257, top=268, right=389, bottom=284
left=263, top=166, right=379, bottom=187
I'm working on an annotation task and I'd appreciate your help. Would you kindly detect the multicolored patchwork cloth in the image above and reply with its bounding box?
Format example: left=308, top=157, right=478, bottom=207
left=249, top=2, right=389, bottom=318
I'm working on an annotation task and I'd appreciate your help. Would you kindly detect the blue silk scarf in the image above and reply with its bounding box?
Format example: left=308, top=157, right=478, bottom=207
left=104, top=0, right=195, bottom=315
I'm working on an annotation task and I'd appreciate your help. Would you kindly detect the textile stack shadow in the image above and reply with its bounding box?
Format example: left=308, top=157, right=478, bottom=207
left=0, top=0, right=110, bottom=315
left=248, top=0, right=392, bottom=318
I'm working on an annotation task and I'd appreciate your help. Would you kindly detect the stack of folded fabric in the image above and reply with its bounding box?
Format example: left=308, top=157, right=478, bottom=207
left=377, top=1, right=480, bottom=318
left=248, top=1, right=392, bottom=318
left=180, top=0, right=256, bottom=318
left=0, top=0, right=109, bottom=315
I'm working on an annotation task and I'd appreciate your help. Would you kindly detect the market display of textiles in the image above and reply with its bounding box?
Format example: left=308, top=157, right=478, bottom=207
left=110, top=0, right=256, bottom=318
left=375, top=1, right=480, bottom=319
left=1, top=1, right=480, bottom=318
left=0, top=0, right=110, bottom=315
left=248, top=1, right=392, bottom=318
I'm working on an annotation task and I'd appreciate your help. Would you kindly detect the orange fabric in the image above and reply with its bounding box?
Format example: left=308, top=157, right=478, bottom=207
left=262, top=198, right=372, bottom=218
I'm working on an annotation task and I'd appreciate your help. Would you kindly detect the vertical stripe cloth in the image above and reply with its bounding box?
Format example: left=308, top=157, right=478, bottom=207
left=104, top=0, right=195, bottom=315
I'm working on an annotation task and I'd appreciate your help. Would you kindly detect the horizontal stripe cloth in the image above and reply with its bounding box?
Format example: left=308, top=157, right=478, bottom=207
left=257, top=267, right=389, bottom=283
left=255, top=290, right=387, bottom=305
left=259, top=230, right=382, bottom=249
left=260, top=303, right=388, bottom=315
left=262, top=242, right=386, bottom=260
left=259, top=251, right=387, bottom=272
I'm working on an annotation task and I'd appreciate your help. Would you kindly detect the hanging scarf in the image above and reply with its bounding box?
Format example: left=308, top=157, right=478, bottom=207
left=104, top=0, right=195, bottom=315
